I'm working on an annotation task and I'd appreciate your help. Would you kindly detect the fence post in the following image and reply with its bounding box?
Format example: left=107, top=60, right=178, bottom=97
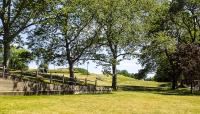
left=85, top=78, right=87, bottom=85
left=50, top=73, right=52, bottom=83
left=36, top=70, right=38, bottom=77
left=95, top=80, right=97, bottom=89
left=21, top=70, right=23, bottom=77
left=2, top=66, right=5, bottom=78
left=63, top=74, right=65, bottom=84
left=198, top=80, right=200, bottom=91
left=36, top=83, right=39, bottom=95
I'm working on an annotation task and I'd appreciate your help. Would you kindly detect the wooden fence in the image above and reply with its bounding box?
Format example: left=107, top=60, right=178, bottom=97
left=0, top=67, right=112, bottom=95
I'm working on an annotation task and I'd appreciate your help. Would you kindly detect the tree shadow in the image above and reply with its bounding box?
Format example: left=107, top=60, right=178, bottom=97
left=120, top=85, right=163, bottom=92
left=119, top=85, right=200, bottom=96
left=158, top=83, right=171, bottom=87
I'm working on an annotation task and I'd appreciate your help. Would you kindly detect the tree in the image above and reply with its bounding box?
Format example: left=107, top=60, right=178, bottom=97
left=9, top=47, right=33, bottom=70
left=117, top=70, right=133, bottom=78
left=0, top=0, right=53, bottom=68
left=134, top=66, right=151, bottom=80
left=28, top=0, right=101, bottom=79
left=93, top=0, right=141, bottom=90
left=38, top=62, right=48, bottom=73
left=169, top=0, right=200, bottom=43
left=139, top=31, right=178, bottom=88
left=0, top=39, right=3, bottom=64
left=175, top=43, right=200, bottom=93
left=138, top=0, right=187, bottom=89
left=154, top=61, right=172, bottom=82
left=139, top=0, right=200, bottom=90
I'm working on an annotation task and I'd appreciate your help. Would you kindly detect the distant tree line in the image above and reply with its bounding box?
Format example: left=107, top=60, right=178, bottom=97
left=117, top=69, right=148, bottom=80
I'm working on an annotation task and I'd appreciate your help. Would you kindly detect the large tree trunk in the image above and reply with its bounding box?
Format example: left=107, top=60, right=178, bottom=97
left=3, top=42, right=11, bottom=69
left=191, top=80, right=193, bottom=94
left=68, top=61, right=75, bottom=85
left=112, top=62, right=117, bottom=90
left=165, top=49, right=178, bottom=90
left=69, top=62, right=74, bottom=79
left=65, top=39, right=75, bottom=83
left=179, top=80, right=184, bottom=88
left=190, top=75, right=193, bottom=94
left=110, top=44, right=118, bottom=91
left=172, top=74, right=177, bottom=90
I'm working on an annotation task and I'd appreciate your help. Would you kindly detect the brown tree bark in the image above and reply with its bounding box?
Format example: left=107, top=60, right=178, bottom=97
left=69, top=62, right=74, bottom=79
left=112, top=63, right=117, bottom=90
left=191, top=80, right=193, bottom=94
left=165, top=49, right=177, bottom=90
left=3, top=42, right=11, bottom=69
left=68, top=61, right=75, bottom=85
left=172, top=74, right=177, bottom=90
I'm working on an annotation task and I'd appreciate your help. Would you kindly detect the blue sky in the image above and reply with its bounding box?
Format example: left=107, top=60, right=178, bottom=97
left=29, top=59, right=155, bottom=77
left=29, top=59, right=142, bottom=74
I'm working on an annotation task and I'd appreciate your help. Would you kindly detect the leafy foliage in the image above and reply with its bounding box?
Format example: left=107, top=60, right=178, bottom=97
left=0, top=39, right=2, bottom=64
left=9, top=47, right=34, bottom=70
left=154, top=62, right=172, bottom=82
left=134, top=67, right=150, bottom=80
left=28, top=0, right=101, bottom=78
left=93, top=0, right=141, bottom=90
left=139, top=0, right=200, bottom=90
left=176, top=43, right=200, bottom=81
left=38, top=63, right=49, bottom=73
left=74, top=68, right=90, bottom=75
left=117, top=70, right=134, bottom=78
left=0, top=0, right=53, bottom=68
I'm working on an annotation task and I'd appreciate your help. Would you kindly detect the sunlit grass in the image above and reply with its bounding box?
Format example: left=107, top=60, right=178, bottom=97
left=0, top=91, right=200, bottom=114
left=1, top=69, right=199, bottom=114
left=48, top=69, right=162, bottom=87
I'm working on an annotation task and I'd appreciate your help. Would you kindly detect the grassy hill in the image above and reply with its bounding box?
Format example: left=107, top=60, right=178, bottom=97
left=46, top=68, right=165, bottom=87
left=0, top=69, right=200, bottom=114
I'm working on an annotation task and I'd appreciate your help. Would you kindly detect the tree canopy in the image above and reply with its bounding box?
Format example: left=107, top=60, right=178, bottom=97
left=28, top=0, right=101, bottom=79
left=0, top=0, right=55, bottom=68
left=1, top=0, right=200, bottom=91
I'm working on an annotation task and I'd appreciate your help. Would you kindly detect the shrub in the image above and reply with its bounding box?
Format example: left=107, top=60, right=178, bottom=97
left=117, top=70, right=134, bottom=78
left=74, top=68, right=89, bottom=75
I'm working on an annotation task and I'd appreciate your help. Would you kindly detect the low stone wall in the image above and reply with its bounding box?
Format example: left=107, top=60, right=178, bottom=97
left=74, top=86, right=112, bottom=94
left=0, top=78, right=112, bottom=96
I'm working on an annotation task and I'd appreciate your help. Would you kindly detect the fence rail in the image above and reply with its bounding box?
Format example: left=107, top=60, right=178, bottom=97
left=0, top=68, right=112, bottom=95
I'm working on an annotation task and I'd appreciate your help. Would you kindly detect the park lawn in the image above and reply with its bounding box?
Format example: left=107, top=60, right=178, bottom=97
left=49, top=71, right=163, bottom=87
left=1, top=71, right=200, bottom=114
left=0, top=91, right=200, bottom=114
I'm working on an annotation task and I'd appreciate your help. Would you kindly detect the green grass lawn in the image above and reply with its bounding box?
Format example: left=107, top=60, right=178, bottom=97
left=1, top=70, right=200, bottom=114
left=1, top=91, right=200, bottom=114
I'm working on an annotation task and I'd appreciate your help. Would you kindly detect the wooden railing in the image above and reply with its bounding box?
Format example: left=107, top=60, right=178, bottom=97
left=0, top=66, right=9, bottom=78
left=1, top=70, right=100, bottom=88
left=0, top=69, right=112, bottom=95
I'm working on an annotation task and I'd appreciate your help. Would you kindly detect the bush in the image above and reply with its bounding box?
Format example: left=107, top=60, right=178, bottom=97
left=9, top=47, right=34, bottom=70
left=48, top=68, right=68, bottom=73
left=134, top=67, right=150, bottom=80
left=145, top=77, right=155, bottom=81
left=39, top=63, right=49, bottom=73
left=117, top=70, right=134, bottom=78
left=154, top=64, right=171, bottom=82
left=74, top=68, right=89, bottom=75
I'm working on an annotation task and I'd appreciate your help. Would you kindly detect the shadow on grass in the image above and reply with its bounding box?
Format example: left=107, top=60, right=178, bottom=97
left=119, top=85, right=200, bottom=96
left=158, top=83, right=171, bottom=87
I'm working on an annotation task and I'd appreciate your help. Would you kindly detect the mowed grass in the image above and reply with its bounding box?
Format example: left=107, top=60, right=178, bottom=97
left=49, top=69, right=163, bottom=87
left=1, top=91, right=200, bottom=114
left=1, top=69, right=200, bottom=114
